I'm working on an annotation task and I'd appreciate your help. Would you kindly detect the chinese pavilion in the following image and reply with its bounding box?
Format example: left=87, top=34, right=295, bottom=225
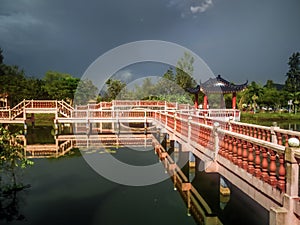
left=187, top=75, right=248, bottom=109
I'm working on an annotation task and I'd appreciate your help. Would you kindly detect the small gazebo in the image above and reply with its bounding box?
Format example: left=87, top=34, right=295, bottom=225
left=187, top=75, right=248, bottom=109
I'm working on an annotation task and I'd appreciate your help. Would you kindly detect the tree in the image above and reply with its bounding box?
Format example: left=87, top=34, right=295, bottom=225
left=156, top=68, right=182, bottom=96
left=0, top=127, right=33, bottom=189
left=102, top=79, right=126, bottom=101
left=43, top=71, right=80, bottom=101
left=0, top=48, right=3, bottom=65
left=284, top=52, right=300, bottom=113
left=261, top=88, right=280, bottom=110
left=241, top=81, right=264, bottom=112
left=175, top=52, right=196, bottom=90
left=0, top=126, right=33, bottom=222
left=74, top=79, right=99, bottom=105
left=0, top=64, right=27, bottom=106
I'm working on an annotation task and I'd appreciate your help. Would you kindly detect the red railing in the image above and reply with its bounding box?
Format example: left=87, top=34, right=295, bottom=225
left=154, top=110, right=289, bottom=193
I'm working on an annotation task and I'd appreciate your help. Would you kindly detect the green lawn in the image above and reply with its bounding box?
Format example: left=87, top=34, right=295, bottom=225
left=240, top=111, right=300, bottom=125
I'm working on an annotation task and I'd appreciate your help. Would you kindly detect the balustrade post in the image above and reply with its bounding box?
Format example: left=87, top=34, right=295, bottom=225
left=284, top=134, right=289, bottom=147
left=267, top=130, right=271, bottom=142
left=277, top=132, right=283, bottom=146
left=232, top=138, right=238, bottom=164
left=277, top=154, right=286, bottom=192
left=253, top=128, right=257, bottom=139
left=247, top=143, right=254, bottom=174
left=224, top=135, right=229, bottom=159
left=258, top=129, right=262, bottom=140
left=262, top=130, right=266, bottom=141
left=260, top=147, right=269, bottom=182
left=237, top=140, right=247, bottom=169
left=240, top=140, right=247, bottom=168
left=228, top=137, right=233, bottom=161
left=268, top=150, right=278, bottom=188
left=254, top=145, right=261, bottom=178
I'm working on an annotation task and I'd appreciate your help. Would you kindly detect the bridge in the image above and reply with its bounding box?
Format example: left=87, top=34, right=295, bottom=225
left=1, top=100, right=300, bottom=225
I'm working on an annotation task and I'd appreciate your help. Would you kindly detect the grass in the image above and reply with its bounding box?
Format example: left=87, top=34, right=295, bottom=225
left=32, top=114, right=55, bottom=126
left=240, top=111, right=300, bottom=125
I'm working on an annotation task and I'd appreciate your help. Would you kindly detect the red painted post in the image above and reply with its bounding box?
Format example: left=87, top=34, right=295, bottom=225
left=228, top=137, right=233, bottom=161
left=232, top=138, right=238, bottom=165
left=262, top=130, right=266, bottom=141
left=232, top=92, right=236, bottom=109
left=277, top=154, right=286, bottom=192
left=253, top=128, right=257, bottom=138
left=284, top=134, right=289, bottom=147
left=219, top=133, right=224, bottom=156
left=194, top=93, right=199, bottom=109
left=247, top=143, right=254, bottom=174
left=203, top=95, right=208, bottom=110
left=258, top=129, right=262, bottom=140
left=277, top=133, right=282, bottom=145
left=267, top=130, right=271, bottom=142
left=224, top=135, right=229, bottom=159
left=268, top=150, right=277, bottom=188
left=260, top=147, right=269, bottom=182
left=254, top=145, right=261, bottom=178
left=241, top=141, right=247, bottom=169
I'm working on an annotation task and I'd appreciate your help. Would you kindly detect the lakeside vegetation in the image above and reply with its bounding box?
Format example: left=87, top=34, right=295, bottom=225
left=240, top=111, right=300, bottom=125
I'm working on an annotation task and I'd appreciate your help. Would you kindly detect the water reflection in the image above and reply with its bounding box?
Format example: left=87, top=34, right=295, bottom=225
left=2, top=148, right=196, bottom=225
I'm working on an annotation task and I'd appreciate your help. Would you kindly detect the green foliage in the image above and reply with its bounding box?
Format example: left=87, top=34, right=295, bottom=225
left=74, top=79, right=99, bottom=105
left=284, top=52, right=300, bottom=113
left=0, top=48, right=3, bottom=64
left=175, top=52, right=196, bottom=90
left=102, top=79, right=126, bottom=101
left=0, top=126, right=33, bottom=189
left=43, top=71, right=80, bottom=101
left=0, top=64, right=28, bottom=105
left=238, top=81, right=263, bottom=111
left=0, top=127, right=33, bottom=169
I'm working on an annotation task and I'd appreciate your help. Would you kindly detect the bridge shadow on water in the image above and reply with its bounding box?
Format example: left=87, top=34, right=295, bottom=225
left=179, top=155, right=269, bottom=225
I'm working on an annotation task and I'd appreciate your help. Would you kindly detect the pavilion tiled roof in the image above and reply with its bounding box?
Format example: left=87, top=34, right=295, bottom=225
left=187, top=75, right=248, bottom=94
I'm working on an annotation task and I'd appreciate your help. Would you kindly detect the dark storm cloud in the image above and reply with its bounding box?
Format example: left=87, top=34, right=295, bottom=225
left=0, top=0, right=300, bottom=84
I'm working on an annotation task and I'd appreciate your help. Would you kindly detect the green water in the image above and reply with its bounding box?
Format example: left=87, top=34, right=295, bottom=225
left=1, top=126, right=271, bottom=225
left=1, top=148, right=196, bottom=225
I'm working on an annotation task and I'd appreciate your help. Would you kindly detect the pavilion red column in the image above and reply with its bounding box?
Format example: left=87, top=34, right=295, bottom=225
left=194, top=93, right=199, bottom=109
left=232, top=92, right=237, bottom=109
left=203, top=95, right=208, bottom=110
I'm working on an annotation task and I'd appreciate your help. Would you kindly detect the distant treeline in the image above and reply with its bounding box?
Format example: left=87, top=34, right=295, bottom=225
left=1, top=48, right=299, bottom=112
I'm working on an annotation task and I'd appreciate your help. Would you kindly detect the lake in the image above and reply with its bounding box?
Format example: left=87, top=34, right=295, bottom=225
left=0, top=126, right=269, bottom=225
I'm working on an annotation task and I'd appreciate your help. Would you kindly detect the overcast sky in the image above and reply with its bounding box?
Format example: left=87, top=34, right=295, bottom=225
left=1, top=0, right=300, bottom=85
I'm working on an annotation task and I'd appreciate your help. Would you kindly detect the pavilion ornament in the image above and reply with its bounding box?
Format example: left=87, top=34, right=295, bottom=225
left=187, top=75, right=248, bottom=110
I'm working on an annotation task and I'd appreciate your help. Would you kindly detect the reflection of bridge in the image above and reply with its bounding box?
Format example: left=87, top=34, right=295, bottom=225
left=1, top=100, right=300, bottom=225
